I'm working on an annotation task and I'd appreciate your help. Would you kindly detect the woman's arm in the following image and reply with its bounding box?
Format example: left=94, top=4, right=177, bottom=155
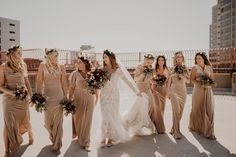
left=36, top=63, right=44, bottom=94
left=60, top=65, right=68, bottom=98
left=209, top=66, right=214, bottom=81
left=190, top=67, right=198, bottom=85
left=165, top=70, right=172, bottom=98
left=95, top=89, right=100, bottom=105
left=24, top=77, right=32, bottom=96
left=23, top=64, right=32, bottom=96
left=0, top=65, right=14, bottom=96
left=68, top=72, right=76, bottom=100
left=134, top=65, right=145, bottom=82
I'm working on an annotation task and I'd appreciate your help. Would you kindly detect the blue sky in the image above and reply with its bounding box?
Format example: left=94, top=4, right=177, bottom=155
left=0, top=0, right=216, bottom=52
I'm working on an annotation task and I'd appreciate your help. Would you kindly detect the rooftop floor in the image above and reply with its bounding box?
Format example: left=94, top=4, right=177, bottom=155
left=0, top=85, right=236, bottom=157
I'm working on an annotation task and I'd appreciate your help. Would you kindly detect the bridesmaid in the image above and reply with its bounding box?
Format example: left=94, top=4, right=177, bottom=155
left=150, top=55, right=169, bottom=134
left=167, top=51, right=190, bottom=139
left=69, top=56, right=98, bottom=152
left=189, top=52, right=216, bottom=140
left=133, top=54, right=154, bottom=93
left=36, top=48, right=67, bottom=154
left=132, top=54, right=156, bottom=135
left=0, top=46, right=33, bottom=156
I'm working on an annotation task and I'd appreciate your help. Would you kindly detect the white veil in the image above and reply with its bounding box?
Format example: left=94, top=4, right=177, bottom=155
left=116, top=58, right=139, bottom=92
left=116, top=58, right=155, bottom=135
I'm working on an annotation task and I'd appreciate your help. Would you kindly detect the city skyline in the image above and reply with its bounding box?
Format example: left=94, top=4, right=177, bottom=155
left=0, top=0, right=216, bottom=52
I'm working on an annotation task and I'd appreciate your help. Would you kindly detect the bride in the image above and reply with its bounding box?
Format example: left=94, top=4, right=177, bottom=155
left=100, top=50, right=155, bottom=147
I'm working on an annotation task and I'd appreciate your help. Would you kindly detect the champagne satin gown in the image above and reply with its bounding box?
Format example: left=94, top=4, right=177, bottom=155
left=189, top=65, right=215, bottom=139
left=149, top=69, right=169, bottom=134
left=70, top=71, right=95, bottom=147
left=42, top=64, right=64, bottom=151
left=2, top=63, right=31, bottom=152
left=169, top=68, right=188, bottom=139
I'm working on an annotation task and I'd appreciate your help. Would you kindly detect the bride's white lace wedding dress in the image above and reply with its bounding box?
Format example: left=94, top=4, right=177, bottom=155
left=100, top=67, right=155, bottom=142
left=100, top=68, right=137, bottom=142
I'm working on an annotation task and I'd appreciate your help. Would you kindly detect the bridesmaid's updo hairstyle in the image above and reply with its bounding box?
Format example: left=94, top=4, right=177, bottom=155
left=6, top=45, right=26, bottom=74
left=77, top=56, right=91, bottom=72
left=195, top=52, right=211, bottom=66
left=155, top=55, right=168, bottom=70
left=103, top=49, right=119, bottom=70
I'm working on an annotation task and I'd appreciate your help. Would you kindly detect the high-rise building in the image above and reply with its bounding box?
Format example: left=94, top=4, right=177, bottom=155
left=0, top=17, right=20, bottom=52
left=210, top=0, right=236, bottom=48
left=209, top=0, right=236, bottom=69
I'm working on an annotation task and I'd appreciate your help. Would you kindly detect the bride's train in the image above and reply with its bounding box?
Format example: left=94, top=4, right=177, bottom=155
left=124, top=93, right=156, bottom=136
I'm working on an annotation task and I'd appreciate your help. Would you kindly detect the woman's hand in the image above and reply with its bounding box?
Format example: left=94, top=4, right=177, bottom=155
left=8, top=91, right=15, bottom=97
left=166, top=90, right=171, bottom=99
left=95, top=99, right=99, bottom=106
left=136, top=91, right=142, bottom=96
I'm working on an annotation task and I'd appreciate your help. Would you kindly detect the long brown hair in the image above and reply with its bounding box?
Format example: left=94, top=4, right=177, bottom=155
left=195, top=52, right=211, bottom=66
left=77, top=56, right=91, bottom=72
left=103, top=49, right=119, bottom=70
left=155, top=55, right=168, bottom=70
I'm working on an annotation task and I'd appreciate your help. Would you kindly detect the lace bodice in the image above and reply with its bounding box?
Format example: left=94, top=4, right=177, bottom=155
left=101, top=68, right=138, bottom=97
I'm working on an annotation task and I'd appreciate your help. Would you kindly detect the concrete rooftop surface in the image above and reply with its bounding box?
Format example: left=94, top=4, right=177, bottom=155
left=0, top=83, right=236, bottom=157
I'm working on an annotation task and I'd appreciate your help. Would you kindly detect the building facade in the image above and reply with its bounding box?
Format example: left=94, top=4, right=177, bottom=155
left=0, top=17, right=20, bottom=52
left=210, top=0, right=236, bottom=48
left=209, top=0, right=236, bottom=69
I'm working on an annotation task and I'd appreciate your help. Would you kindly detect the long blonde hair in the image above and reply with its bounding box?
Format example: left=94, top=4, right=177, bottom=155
left=45, top=49, right=60, bottom=75
left=173, top=51, right=185, bottom=66
left=6, top=46, right=26, bottom=74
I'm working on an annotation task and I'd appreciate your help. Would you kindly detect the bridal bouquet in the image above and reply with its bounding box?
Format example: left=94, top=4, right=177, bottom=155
left=86, top=68, right=111, bottom=94
left=31, top=93, right=47, bottom=112
left=14, top=85, right=28, bottom=100
left=197, top=74, right=216, bottom=88
left=59, top=98, right=76, bottom=116
left=143, top=66, right=153, bottom=76
left=152, top=74, right=167, bottom=86
left=174, top=65, right=188, bottom=79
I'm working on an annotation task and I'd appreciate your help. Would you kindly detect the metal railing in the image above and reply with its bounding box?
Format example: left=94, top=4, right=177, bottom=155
left=0, top=48, right=235, bottom=73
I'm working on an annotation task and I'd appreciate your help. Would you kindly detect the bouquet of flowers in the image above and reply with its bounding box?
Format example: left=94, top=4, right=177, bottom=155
left=174, top=65, right=188, bottom=79
left=152, top=74, right=167, bottom=86
left=143, top=66, right=153, bottom=76
left=14, top=85, right=28, bottom=100
left=86, top=68, right=111, bottom=94
left=31, top=93, right=47, bottom=112
left=197, top=73, right=216, bottom=88
left=59, top=98, right=76, bottom=116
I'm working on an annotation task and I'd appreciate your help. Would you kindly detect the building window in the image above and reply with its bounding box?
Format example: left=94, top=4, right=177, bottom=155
left=9, top=23, right=15, bottom=26
left=9, top=31, right=15, bottom=34
left=223, top=0, right=232, bottom=6
left=9, top=39, right=15, bottom=41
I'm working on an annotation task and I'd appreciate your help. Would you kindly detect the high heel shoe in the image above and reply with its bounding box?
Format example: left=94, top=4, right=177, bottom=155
left=51, top=149, right=61, bottom=155
left=83, top=146, right=91, bottom=152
